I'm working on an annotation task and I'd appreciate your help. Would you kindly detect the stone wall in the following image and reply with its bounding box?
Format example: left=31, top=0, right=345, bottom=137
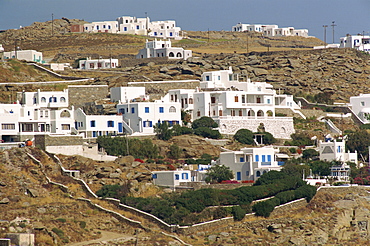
left=120, top=57, right=179, bottom=68
left=269, top=198, right=307, bottom=217
left=183, top=182, right=253, bottom=190
left=217, top=117, right=295, bottom=139
left=34, top=135, right=86, bottom=150
left=68, top=85, right=108, bottom=108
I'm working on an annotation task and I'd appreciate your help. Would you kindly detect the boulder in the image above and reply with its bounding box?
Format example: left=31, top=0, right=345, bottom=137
left=0, top=198, right=10, bottom=204
left=253, top=68, right=268, bottom=76
left=116, top=156, right=135, bottom=166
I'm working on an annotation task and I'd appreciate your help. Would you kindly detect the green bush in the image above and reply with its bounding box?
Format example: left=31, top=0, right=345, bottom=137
left=79, top=221, right=86, bottom=229
left=232, top=206, right=246, bottom=221
left=234, top=129, right=254, bottom=145
left=154, top=122, right=173, bottom=140
left=56, top=218, right=66, bottom=223
left=192, top=116, right=218, bottom=129
left=168, top=144, right=181, bottom=159
left=194, top=127, right=222, bottom=139
left=52, top=228, right=64, bottom=238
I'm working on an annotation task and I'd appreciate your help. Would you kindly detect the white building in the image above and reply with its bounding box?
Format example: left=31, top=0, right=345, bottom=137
left=117, top=16, right=149, bottom=35
left=340, top=34, right=370, bottom=53
left=231, top=23, right=308, bottom=37
left=74, top=108, right=124, bottom=138
left=149, top=20, right=182, bottom=40
left=168, top=68, right=298, bottom=139
left=79, top=58, right=118, bottom=70
left=3, top=50, right=43, bottom=63
left=136, top=39, right=192, bottom=60
left=116, top=94, right=182, bottom=135
left=319, top=138, right=358, bottom=165
left=152, top=170, right=192, bottom=187
left=110, top=87, right=147, bottom=103
left=117, top=16, right=182, bottom=40
left=0, top=89, right=73, bottom=142
left=349, top=93, right=370, bottom=123
left=217, top=147, right=283, bottom=181
left=83, top=21, right=119, bottom=33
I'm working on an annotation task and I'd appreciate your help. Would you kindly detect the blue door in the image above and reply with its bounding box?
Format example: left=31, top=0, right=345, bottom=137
left=237, top=172, right=241, bottom=180
left=92, top=131, right=97, bottom=137
left=118, top=123, right=123, bottom=133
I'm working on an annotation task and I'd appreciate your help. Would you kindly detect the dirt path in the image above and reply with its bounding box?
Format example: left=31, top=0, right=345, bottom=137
left=67, top=231, right=135, bottom=246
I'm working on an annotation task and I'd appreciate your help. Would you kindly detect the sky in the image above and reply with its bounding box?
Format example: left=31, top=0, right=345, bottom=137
left=0, top=0, right=369, bottom=42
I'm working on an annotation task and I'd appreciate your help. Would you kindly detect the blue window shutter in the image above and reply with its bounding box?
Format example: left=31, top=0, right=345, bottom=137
left=255, top=155, right=259, bottom=162
left=267, top=155, right=271, bottom=162
left=262, top=155, right=266, bottom=162
left=143, top=121, right=146, bottom=127
left=237, top=172, right=241, bottom=180
left=145, top=107, right=149, bottom=113
left=149, top=121, right=153, bottom=127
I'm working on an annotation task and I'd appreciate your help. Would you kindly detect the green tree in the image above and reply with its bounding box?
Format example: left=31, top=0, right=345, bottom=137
left=194, top=127, right=222, bottom=139
left=285, top=133, right=313, bottom=147
left=302, top=149, right=319, bottom=160
left=154, top=122, right=173, bottom=141
left=192, top=116, right=218, bottom=129
left=260, top=132, right=276, bottom=145
left=347, top=130, right=370, bottom=162
left=205, top=165, right=234, bottom=183
left=168, top=144, right=181, bottom=159
left=234, top=129, right=254, bottom=145
left=281, top=160, right=310, bottom=179
left=308, top=160, right=332, bottom=176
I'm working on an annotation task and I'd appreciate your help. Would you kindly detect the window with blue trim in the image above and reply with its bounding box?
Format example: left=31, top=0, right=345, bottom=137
left=267, top=155, right=271, bottom=162
left=255, top=155, right=259, bottom=162
left=107, top=121, right=114, bottom=127
left=182, top=173, right=189, bottom=179
left=337, top=146, right=341, bottom=153
left=159, top=107, right=164, bottom=113
left=152, top=174, right=157, bottom=179
left=239, top=157, right=244, bottom=162
left=262, top=155, right=266, bottom=162
left=131, top=107, right=135, bottom=113
left=175, top=174, right=179, bottom=180
left=145, top=107, right=149, bottom=113
left=90, top=120, right=96, bottom=127
left=237, top=172, right=241, bottom=180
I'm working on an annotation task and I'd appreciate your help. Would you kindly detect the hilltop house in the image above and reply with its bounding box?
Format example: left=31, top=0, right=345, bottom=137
left=110, top=87, right=147, bottom=103
left=83, top=21, right=119, bottom=33
left=79, top=58, right=119, bottom=70
left=349, top=93, right=370, bottom=123
left=217, top=146, right=286, bottom=181
left=231, top=23, right=309, bottom=37
left=340, top=34, right=370, bottom=53
left=168, top=67, right=298, bottom=139
left=3, top=50, right=43, bottom=63
left=136, top=39, right=192, bottom=60
left=117, top=16, right=182, bottom=40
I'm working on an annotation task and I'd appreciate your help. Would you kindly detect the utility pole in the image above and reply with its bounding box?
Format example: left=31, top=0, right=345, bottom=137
left=323, top=25, right=328, bottom=47
left=145, top=12, right=148, bottom=37
left=14, top=39, right=17, bottom=59
left=208, top=28, right=210, bottom=42
left=331, top=21, right=336, bottom=44
left=52, top=13, right=54, bottom=36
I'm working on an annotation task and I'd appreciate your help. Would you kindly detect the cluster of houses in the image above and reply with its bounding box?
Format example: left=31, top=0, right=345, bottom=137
left=232, top=23, right=309, bottom=37
left=71, top=15, right=183, bottom=40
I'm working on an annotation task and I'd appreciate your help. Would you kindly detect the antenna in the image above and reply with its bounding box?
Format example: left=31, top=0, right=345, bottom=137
left=331, top=21, right=336, bottom=44
left=323, top=25, right=328, bottom=47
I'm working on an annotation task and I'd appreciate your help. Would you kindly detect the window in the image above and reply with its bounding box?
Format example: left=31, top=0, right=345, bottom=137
left=256, top=171, right=261, bottom=177
left=152, top=174, right=157, bottom=179
left=189, top=98, right=193, bottom=104
left=90, top=120, right=96, bottom=127
left=205, top=75, right=210, bottom=81
left=61, top=124, right=70, bottom=130
left=182, top=173, right=189, bottom=180
left=60, top=97, right=66, bottom=103
left=175, top=174, right=180, bottom=180
left=41, top=97, right=46, bottom=103
left=124, top=27, right=127, bottom=31
left=136, top=25, right=140, bottom=29
left=337, top=146, right=341, bottom=153
left=218, top=76, right=220, bottom=80
left=27, top=111, right=31, bottom=116
left=103, top=25, right=106, bottom=28
left=267, top=155, right=271, bottom=162
left=169, top=106, right=176, bottom=113
left=211, top=97, right=216, bottom=103
left=239, top=157, right=244, bottom=162
left=145, top=107, right=150, bottom=113
left=49, top=97, right=57, bottom=103
left=169, top=52, right=174, bottom=57
left=159, top=107, right=164, bottom=113
left=262, top=155, right=266, bottom=162
left=267, top=99, right=271, bottom=104
left=2, top=124, right=15, bottom=130
left=234, top=96, right=239, bottom=102
left=131, top=107, right=135, bottom=113
left=246, top=171, right=250, bottom=176
left=255, top=155, right=259, bottom=162
left=45, top=111, right=49, bottom=118
left=242, top=95, right=245, bottom=103
left=143, top=121, right=153, bottom=127
left=197, top=111, right=201, bottom=117
left=107, top=121, right=114, bottom=127
left=361, top=101, right=365, bottom=106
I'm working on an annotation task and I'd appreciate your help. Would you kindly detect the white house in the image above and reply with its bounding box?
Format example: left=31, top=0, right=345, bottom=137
left=168, top=68, right=298, bottom=139
left=340, top=34, right=370, bottom=53
left=136, top=39, right=192, bottom=60
left=3, top=50, right=43, bottom=63
left=319, top=138, right=358, bottom=165
left=116, top=94, right=182, bottom=134
left=231, top=23, right=309, bottom=38
left=152, top=170, right=192, bottom=187
left=110, top=87, right=147, bottom=103
left=83, top=21, right=119, bottom=33
left=149, top=20, right=182, bottom=40
left=117, top=16, right=149, bottom=35
left=217, top=147, right=283, bottom=181
left=74, top=108, right=124, bottom=138
left=79, top=58, right=118, bottom=70
left=349, top=93, right=370, bottom=123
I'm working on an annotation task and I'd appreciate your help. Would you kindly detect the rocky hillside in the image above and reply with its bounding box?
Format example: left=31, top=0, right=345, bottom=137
left=2, top=146, right=370, bottom=245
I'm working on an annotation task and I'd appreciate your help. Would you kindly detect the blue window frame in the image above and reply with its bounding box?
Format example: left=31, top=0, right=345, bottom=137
left=107, top=121, right=114, bottom=127
left=237, top=172, right=241, bottom=180
left=92, top=131, right=97, bottom=137
left=90, top=120, right=96, bottom=127
left=182, top=173, right=189, bottom=180
left=154, top=32, right=157, bottom=36
left=262, top=155, right=266, bottom=162
left=152, top=174, right=157, bottom=179
left=124, top=27, right=127, bottom=31
left=267, top=99, right=271, bottom=104
left=159, top=107, right=164, bottom=113
left=145, top=107, right=149, bottom=113
left=175, top=174, right=179, bottom=180
left=170, top=32, right=173, bottom=36
left=131, top=107, right=135, bottom=113
left=267, top=155, right=271, bottom=162
left=337, top=146, right=341, bottom=153
left=239, top=157, right=244, bottom=162
left=49, top=97, right=57, bottom=103
left=118, top=123, right=123, bottom=133
left=246, top=171, right=249, bottom=176
left=136, top=25, right=140, bottom=29
left=255, top=155, right=259, bottom=162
